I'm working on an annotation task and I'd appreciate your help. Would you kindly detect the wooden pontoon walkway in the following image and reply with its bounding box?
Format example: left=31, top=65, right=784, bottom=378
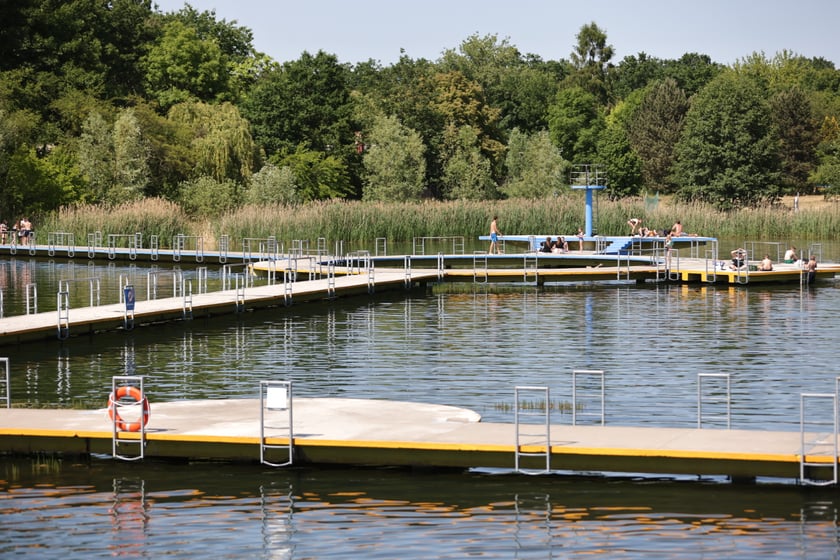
left=0, top=253, right=837, bottom=346
left=0, top=267, right=438, bottom=346
left=0, top=397, right=834, bottom=483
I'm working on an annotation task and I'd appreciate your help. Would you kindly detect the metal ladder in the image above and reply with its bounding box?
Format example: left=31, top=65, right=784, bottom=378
left=260, top=380, right=294, bottom=467
left=697, top=372, right=731, bottom=428
left=111, top=375, right=147, bottom=461
left=799, top=392, right=838, bottom=486
left=473, top=252, right=488, bottom=284
left=572, top=369, right=605, bottom=425
left=0, top=357, right=9, bottom=408
left=523, top=254, right=538, bottom=284
left=57, top=287, right=70, bottom=340
left=514, top=386, right=551, bottom=475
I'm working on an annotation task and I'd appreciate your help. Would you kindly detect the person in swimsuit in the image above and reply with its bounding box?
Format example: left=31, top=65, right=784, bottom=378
left=489, top=216, right=502, bottom=254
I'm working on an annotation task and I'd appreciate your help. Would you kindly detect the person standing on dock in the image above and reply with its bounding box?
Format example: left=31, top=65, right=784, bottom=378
left=489, top=216, right=502, bottom=254
left=576, top=227, right=584, bottom=251
left=627, top=218, right=642, bottom=235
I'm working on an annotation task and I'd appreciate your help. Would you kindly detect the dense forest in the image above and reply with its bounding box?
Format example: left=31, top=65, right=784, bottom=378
left=2, top=0, right=840, bottom=222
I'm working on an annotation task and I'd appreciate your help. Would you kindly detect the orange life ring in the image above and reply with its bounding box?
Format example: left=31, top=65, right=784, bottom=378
left=108, top=386, right=150, bottom=432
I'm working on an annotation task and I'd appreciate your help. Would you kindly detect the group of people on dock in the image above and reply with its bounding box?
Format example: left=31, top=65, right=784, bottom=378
left=627, top=218, right=693, bottom=238
left=0, top=218, right=33, bottom=245
left=728, top=245, right=818, bottom=282
left=488, top=216, right=586, bottom=255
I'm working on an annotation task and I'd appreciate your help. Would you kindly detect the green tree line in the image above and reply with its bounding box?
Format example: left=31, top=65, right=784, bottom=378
left=2, top=1, right=840, bottom=222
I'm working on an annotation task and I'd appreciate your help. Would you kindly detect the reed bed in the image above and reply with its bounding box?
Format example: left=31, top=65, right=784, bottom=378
left=38, top=195, right=840, bottom=249
left=41, top=198, right=188, bottom=247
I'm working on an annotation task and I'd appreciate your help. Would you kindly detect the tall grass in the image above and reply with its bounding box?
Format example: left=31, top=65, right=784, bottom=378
left=40, top=198, right=191, bottom=247
left=39, top=195, right=840, bottom=250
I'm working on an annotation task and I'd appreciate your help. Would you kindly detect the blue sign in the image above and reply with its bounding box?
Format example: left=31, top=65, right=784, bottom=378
left=124, top=285, right=136, bottom=311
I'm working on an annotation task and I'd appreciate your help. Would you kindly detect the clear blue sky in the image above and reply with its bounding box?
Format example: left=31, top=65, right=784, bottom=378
left=153, top=0, right=840, bottom=67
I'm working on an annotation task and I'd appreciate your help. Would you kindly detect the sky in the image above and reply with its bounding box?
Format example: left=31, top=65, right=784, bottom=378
left=153, top=0, right=840, bottom=67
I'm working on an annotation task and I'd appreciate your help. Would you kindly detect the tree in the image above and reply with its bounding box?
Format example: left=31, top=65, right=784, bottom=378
left=439, top=125, right=497, bottom=200
left=77, top=111, right=114, bottom=202
left=672, top=71, right=781, bottom=209
left=362, top=115, right=426, bottom=202
left=112, top=108, right=149, bottom=203
left=178, top=175, right=238, bottom=216
left=568, top=22, right=614, bottom=103
left=597, top=118, right=642, bottom=199
left=243, top=51, right=355, bottom=157
left=143, top=20, right=230, bottom=109
left=769, top=87, right=819, bottom=194
left=244, top=163, right=299, bottom=205
left=662, top=53, right=723, bottom=97
left=272, top=146, right=352, bottom=201
left=167, top=101, right=256, bottom=184
left=547, top=86, right=604, bottom=163
left=501, top=129, right=568, bottom=198
left=627, top=78, right=689, bottom=191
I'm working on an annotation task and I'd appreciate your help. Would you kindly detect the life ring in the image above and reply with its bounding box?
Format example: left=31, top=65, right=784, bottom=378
left=108, top=386, right=150, bottom=432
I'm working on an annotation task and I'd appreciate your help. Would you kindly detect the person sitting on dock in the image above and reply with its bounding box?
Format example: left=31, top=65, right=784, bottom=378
left=627, top=218, right=642, bottom=235
left=729, top=248, right=747, bottom=270
left=552, top=236, right=568, bottom=253
left=540, top=237, right=554, bottom=253
left=783, top=246, right=798, bottom=263
left=671, top=220, right=684, bottom=237
left=759, top=254, right=773, bottom=271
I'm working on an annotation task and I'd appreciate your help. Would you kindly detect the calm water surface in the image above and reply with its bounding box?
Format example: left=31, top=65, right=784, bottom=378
left=2, top=253, right=840, bottom=557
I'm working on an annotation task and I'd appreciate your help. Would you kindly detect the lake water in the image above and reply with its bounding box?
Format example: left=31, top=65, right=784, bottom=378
left=2, top=251, right=840, bottom=557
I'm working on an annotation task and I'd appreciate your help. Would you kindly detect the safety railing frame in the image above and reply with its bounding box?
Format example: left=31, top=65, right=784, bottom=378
left=47, top=232, right=75, bottom=258
left=260, top=380, right=294, bottom=467
left=572, top=369, right=606, bottom=426
left=800, top=392, right=838, bottom=486
left=514, top=385, right=551, bottom=475
left=111, top=375, right=147, bottom=461
left=697, top=372, right=731, bottom=428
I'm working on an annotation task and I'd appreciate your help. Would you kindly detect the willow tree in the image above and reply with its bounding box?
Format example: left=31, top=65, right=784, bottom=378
left=168, top=100, right=256, bottom=186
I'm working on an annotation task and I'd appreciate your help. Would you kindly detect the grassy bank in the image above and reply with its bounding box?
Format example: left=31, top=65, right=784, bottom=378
left=39, top=195, right=840, bottom=249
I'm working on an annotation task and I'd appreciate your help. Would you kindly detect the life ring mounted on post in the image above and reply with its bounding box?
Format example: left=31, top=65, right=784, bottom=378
left=108, top=385, right=150, bottom=432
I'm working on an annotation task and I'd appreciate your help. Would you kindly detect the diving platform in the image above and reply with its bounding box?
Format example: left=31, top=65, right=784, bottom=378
left=0, top=397, right=835, bottom=483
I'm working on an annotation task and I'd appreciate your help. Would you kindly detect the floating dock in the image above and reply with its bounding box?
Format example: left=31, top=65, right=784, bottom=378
left=0, top=397, right=835, bottom=483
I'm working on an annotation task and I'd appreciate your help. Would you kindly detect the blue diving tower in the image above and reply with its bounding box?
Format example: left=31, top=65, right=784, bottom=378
left=570, top=164, right=607, bottom=237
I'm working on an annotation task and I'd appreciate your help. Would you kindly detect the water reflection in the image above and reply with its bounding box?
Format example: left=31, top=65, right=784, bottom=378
left=1, top=461, right=839, bottom=558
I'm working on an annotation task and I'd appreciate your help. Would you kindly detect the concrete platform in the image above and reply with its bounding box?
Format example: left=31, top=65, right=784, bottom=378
left=0, top=398, right=835, bottom=482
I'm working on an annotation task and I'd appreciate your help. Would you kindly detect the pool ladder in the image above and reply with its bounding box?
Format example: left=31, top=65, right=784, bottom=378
left=260, top=380, right=294, bottom=467
left=514, top=386, right=551, bottom=475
